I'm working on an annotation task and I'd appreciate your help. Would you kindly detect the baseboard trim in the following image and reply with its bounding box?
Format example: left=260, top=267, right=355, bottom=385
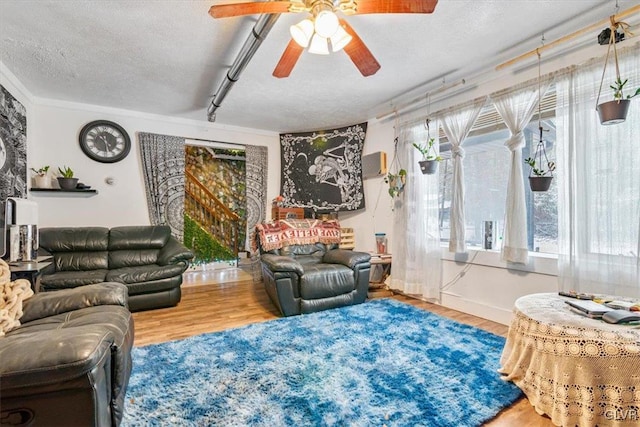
left=440, top=292, right=514, bottom=326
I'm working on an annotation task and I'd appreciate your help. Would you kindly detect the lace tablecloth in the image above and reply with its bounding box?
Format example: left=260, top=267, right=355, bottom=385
left=499, top=293, right=640, bottom=427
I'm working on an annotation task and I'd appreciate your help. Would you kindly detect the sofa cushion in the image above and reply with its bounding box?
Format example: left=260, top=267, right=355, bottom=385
left=106, top=264, right=185, bottom=285
left=40, top=227, right=110, bottom=271
left=1, top=305, right=132, bottom=389
left=109, top=226, right=170, bottom=250
left=279, top=243, right=328, bottom=258
left=109, top=249, right=161, bottom=269
left=40, top=227, right=109, bottom=252
left=300, top=264, right=354, bottom=299
left=53, top=251, right=109, bottom=271
left=40, top=270, right=108, bottom=290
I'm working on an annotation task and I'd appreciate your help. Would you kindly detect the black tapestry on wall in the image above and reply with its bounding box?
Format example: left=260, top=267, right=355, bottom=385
left=280, top=122, right=366, bottom=213
left=0, top=85, right=27, bottom=201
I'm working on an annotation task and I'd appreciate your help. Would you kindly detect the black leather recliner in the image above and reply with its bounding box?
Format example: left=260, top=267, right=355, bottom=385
left=259, top=242, right=371, bottom=316
left=0, top=282, right=134, bottom=427
left=39, top=225, right=194, bottom=311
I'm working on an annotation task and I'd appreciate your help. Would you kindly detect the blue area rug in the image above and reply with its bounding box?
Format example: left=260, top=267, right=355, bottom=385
left=123, top=299, right=522, bottom=426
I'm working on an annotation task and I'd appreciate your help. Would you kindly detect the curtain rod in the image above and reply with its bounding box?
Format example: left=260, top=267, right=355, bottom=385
left=376, top=79, right=467, bottom=121
left=496, top=3, right=640, bottom=71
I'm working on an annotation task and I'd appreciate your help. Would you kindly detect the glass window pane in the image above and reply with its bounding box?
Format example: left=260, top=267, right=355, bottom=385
left=523, top=119, right=558, bottom=254
left=438, top=116, right=559, bottom=254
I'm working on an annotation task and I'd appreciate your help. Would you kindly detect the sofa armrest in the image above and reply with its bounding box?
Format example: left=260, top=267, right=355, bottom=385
left=323, top=249, right=371, bottom=269
left=157, top=236, right=194, bottom=266
left=21, top=282, right=129, bottom=323
left=260, top=254, right=304, bottom=276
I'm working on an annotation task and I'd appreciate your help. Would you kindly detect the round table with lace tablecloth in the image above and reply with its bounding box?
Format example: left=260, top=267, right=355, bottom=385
left=499, top=293, right=640, bottom=427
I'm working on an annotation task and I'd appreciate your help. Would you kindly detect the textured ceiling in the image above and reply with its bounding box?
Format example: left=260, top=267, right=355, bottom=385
left=0, top=1, right=634, bottom=132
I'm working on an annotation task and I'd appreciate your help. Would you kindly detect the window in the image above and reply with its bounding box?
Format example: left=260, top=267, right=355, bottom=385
left=438, top=93, right=558, bottom=254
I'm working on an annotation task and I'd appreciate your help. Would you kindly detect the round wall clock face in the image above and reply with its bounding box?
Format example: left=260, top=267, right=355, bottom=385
left=79, top=120, right=131, bottom=163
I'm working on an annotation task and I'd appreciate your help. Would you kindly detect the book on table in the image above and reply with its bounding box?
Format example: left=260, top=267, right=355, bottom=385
left=564, top=299, right=613, bottom=316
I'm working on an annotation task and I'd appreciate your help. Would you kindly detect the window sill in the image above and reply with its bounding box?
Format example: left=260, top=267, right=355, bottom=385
left=440, top=245, right=558, bottom=276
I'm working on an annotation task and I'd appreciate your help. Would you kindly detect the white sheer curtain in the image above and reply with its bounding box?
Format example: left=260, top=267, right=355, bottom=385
left=556, top=42, right=640, bottom=297
left=440, top=98, right=486, bottom=253
left=389, top=120, right=441, bottom=300
left=491, top=79, right=551, bottom=264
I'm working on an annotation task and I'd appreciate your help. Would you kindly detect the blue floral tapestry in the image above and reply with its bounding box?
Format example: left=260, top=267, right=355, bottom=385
left=280, top=123, right=366, bottom=212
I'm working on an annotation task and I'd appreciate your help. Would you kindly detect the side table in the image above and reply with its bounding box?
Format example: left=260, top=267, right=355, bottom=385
left=369, top=254, right=392, bottom=284
left=500, top=293, right=640, bottom=427
left=9, top=256, right=53, bottom=292
left=368, top=254, right=392, bottom=298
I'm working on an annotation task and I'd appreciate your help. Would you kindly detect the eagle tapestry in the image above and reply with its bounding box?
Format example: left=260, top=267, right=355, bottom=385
left=280, top=122, right=366, bottom=213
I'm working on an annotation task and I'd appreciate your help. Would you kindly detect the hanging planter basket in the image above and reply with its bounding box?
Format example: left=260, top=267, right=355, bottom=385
left=595, top=18, right=638, bottom=125
left=597, top=99, right=630, bottom=125
left=387, top=171, right=406, bottom=196
left=419, top=159, right=438, bottom=175
left=413, top=118, right=441, bottom=176
left=385, top=136, right=406, bottom=198
left=529, top=176, right=553, bottom=192
left=525, top=126, right=555, bottom=193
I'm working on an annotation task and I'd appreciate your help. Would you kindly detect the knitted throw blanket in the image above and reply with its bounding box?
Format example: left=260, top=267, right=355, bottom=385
left=0, top=259, right=34, bottom=336
left=257, top=219, right=341, bottom=251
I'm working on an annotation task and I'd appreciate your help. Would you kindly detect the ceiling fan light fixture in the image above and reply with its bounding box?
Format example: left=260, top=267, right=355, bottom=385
left=329, top=25, right=352, bottom=52
left=308, top=34, right=330, bottom=55
left=314, top=10, right=339, bottom=38
left=290, top=18, right=314, bottom=48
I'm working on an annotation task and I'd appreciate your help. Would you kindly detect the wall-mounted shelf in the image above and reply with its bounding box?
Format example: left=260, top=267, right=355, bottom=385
left=30, top=188, right=98, bottom=196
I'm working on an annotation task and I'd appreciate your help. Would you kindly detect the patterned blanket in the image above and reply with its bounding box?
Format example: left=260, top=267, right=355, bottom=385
left=256, top=219, right=341, bottom=251
left=0, top=259, right=34, bottom=336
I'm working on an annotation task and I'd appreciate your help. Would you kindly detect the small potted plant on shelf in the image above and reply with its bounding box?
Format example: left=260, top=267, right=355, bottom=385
left=57, top=166, right=79, bottom=190
left=384, top=169, right=407, bottom=198
left=30, top=165, right=50, bottom=188
left=412, top=137, right=442, bottom=175
left=524, top=157, right=555, bottom=192
left=597, top=77, right=640, bottom=125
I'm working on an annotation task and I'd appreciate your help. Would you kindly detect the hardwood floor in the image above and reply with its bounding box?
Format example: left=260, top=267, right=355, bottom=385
left=132, top=275, right=554, bottom=426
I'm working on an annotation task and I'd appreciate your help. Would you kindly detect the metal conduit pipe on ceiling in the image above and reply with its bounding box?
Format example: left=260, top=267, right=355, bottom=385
left=207, top=13, right=281, bottom=122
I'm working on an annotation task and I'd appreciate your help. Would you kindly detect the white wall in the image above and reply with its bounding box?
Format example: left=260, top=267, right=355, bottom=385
left=339, top=120, right=396, bottom=253
left=2, top=55, right=562, bottom=326
left=339, top=120, right=559, bottom=325
left=337, top=39, right=633, bottom=325
left=2, top=64, right=280, bottom=229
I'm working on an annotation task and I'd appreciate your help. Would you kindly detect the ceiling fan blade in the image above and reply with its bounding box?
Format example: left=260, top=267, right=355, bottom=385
left=340, top=20, right=381, bottom=77
left=348, top=0, right=438, bottom=15
left=209, top=1, right=294, bottom=18
left=273, top=39, right=304, bottom=78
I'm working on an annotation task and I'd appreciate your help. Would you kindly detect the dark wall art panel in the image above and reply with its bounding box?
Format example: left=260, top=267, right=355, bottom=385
left=0, top=85, right=27, bottom=200
left=280, top=122, right=367, bottom=212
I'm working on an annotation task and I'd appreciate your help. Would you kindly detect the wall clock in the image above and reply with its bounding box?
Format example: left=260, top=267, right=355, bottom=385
left=79, top=120, right=131, bottom=163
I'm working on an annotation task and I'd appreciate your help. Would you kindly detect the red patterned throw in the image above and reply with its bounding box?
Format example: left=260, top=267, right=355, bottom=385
left=257, top=219, right=341, bottom=251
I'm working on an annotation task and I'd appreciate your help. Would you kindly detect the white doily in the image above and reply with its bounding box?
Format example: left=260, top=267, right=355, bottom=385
left=500, top=293, right=640, bottom=427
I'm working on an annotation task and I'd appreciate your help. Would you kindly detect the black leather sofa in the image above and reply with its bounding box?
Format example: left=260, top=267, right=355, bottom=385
left=260, top=242, right=371, bottom=316
left=0, top=282, right=133, bottom=427
left=39, top=225, right=194, bottom=311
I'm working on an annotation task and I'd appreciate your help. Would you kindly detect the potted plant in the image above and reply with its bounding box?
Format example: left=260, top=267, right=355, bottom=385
left=30, top=165, right=50, bottom=188
left=57, top=166, right=79, bottom=190
left=595, top=20, right=640, bottom=125
left=412, top=138, right=442, bottom=175
left=596, top=77, right=640, bottom=125
left=384, top=169, right=407, bottom=198
left=524, top=157, right=555, bottom=192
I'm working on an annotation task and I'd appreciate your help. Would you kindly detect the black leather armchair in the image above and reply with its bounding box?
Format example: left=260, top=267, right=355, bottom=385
left=39, top=225, right=194, bottom=311
left=0, top=282, right=134, bottom=427
left=260, top=242, right=371, bottom=316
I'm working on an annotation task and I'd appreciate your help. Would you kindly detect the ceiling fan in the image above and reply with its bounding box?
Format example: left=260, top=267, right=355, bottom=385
left=208, top=0, right=438, bottom=78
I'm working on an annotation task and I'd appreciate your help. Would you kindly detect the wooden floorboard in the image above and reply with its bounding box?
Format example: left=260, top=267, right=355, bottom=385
left=132, top=276, right=554, bottom=426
